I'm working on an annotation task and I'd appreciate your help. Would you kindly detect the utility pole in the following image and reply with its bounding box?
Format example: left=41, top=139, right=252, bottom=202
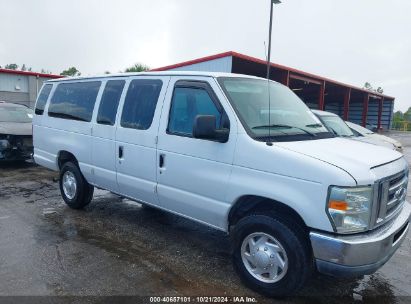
left=266, top=0, right=281, bottom=80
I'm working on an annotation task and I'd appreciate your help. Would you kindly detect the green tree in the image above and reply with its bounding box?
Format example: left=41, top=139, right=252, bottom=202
left=393, top=111, right=403, bottom=122
left=60, top=67, right=81, bottom=77
left=404, top=107, right=411, bottom=122
left=5, top=63, right=18, bottom=70
left=124, top=63, right=150, bottom=73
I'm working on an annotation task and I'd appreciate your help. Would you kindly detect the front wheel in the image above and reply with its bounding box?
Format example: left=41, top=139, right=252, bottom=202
left=231, top=214, right=312, bottom=297
left=59, top=161, right=94, bottom=209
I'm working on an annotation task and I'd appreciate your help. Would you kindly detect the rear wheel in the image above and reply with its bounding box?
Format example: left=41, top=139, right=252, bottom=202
left=231, top=214, right=312, bottom=297
left=59, top=161, right=94, bottom=209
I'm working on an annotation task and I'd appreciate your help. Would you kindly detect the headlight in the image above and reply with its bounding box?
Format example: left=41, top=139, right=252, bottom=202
left=327, top=186, right=373, bottom=234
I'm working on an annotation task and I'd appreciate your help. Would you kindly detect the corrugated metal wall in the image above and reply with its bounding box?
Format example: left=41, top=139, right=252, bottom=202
left=0, top=73, right=29, bottom=93
left=367, top=98, right=379, bottom=127
left=324, top=102, right=343, bottom=116
left=382, top=100, right=394, bottom=129
left=348, top=102, right=363, bottom=125
left=0, top=73, right=51, bottom=108
left=304, top=100, right=319, bottom=110
left=168, top=56, right=232, bottom=73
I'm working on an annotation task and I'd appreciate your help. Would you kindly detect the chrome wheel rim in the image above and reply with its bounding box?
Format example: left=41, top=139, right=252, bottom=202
left=241, top=232, right=288, bottom=283
left=62, top=171, right=77, bottom=200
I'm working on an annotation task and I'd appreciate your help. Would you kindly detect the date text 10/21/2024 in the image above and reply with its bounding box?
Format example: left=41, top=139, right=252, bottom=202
left=149, top=296, right=258, bottom=303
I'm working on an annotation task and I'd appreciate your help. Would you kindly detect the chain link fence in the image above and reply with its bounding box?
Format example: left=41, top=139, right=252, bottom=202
left=392, top=121, right=411, bottom=131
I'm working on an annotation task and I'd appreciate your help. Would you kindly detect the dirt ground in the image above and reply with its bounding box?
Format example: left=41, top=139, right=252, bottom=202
left=0, top=132, right=410, bottom=303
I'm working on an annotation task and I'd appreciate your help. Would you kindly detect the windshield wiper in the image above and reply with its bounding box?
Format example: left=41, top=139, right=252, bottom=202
left=305, top=123, right=323, bottom=128
left=252, top=124, right=316, bottom=137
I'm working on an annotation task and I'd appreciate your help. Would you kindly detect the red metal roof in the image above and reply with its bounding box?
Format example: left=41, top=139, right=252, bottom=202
left=0, top=68, right=63, bottom=79
left=152, top=51, right=394, bottom=100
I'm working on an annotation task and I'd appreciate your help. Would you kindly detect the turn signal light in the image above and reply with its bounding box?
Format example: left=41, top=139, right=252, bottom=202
left=329, top=200, right=348, bottom=211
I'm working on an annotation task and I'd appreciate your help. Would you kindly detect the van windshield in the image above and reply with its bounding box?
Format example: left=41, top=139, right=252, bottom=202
left=0, top=106, right=33, bottom=123
left=218, top=77, right=333, bottom=141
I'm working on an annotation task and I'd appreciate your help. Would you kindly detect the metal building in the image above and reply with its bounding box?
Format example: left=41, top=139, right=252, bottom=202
left=152, top=51, right=395, bottom=130
left=0, top=69, right=61, bottom=108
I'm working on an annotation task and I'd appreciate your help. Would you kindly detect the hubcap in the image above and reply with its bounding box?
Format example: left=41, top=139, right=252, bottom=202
left=241, top=232, right=288, bottom=283
left=62, top=171, right=77, bottom=200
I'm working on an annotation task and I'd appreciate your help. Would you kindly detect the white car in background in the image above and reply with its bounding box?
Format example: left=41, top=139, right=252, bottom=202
left=312, top=110, right=396, bottom=150
left=0, top=101, right=34, bottom=161
left=346, top=121, right=403, bottom=152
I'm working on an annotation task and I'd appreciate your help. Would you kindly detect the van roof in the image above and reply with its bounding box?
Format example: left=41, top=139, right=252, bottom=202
left=45, top=71, right=267, bottom=83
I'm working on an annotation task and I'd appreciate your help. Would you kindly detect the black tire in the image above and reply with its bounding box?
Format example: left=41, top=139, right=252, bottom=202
left=231, top=214, right=312, bottom=297
left=59, top=161, right=94, bottom=209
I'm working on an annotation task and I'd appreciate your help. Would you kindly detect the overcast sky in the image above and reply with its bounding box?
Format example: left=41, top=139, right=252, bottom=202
left=1, top=0, right=410, bottom=111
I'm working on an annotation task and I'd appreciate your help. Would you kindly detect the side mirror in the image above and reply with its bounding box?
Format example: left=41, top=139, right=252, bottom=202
left=193, top=115, right=229, bottom=143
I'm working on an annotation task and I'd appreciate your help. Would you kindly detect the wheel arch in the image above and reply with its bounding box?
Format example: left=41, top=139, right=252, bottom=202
left=227, top=195, right=308, bottom=233
left=57, top=150, right=78, bottom=169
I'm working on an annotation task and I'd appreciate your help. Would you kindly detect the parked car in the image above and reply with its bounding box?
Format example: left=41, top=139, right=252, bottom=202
left=346, top=121, right=403, bottom=152
left=0, top=101, right=34, bottom=161
left=33, top=72, right=410, bottom=297
left=366, top=122, right=378, bottom=132
left=312, top=109, right=395, bottom=150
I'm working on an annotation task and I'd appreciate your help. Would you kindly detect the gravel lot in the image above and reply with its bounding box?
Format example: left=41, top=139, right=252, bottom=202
left=0, top=132, right=410, bottom=303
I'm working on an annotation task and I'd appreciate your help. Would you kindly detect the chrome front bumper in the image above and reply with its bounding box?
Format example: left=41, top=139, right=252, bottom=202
left=310, top=202, right=411, bottom=277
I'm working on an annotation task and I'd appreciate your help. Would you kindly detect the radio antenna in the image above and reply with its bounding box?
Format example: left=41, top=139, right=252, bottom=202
left=266, top=0, right=281, bottom=140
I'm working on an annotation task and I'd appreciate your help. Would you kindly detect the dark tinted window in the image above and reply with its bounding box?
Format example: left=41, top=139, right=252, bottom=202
left=97, top=80, right=125, bottom=125
left=168, top=87, right=221, bottom=136
left=35, top=84, right=53, bottom=115
left=120, top=79, right=162, bottom=130
left=48, top=81, right=101, bottom=122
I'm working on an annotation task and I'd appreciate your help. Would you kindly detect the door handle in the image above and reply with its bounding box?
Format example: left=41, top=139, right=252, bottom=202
left=159, top=154, right=165, bottom=168
left=119, top=146, right=124, bottom=159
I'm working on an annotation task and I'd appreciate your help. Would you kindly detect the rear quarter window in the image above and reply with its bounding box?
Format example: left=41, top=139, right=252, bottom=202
left=48, top=81, right=101, bottom=122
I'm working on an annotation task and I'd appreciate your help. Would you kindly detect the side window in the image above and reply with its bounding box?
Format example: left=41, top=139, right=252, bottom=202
left=97, top=80, right=125, bottom=125
left=168, top=86, right=221, bottom=137
left=48, top=81, right=101, bottom=122
left=120, top=79, right=163, bottom=130
left=35, top=84, right=53, bottom=115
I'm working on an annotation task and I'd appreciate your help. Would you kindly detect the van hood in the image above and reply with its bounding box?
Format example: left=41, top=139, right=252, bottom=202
left=0, top=122, right=32, bottom=136
left=276, top=137, right=402, bottom=184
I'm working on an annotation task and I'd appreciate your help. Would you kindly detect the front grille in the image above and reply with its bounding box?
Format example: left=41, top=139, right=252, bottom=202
left=374, top=170, right=408, bottom=226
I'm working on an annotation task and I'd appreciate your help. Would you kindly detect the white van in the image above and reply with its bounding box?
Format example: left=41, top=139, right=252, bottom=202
left=33, top=72, right=410, bottom=297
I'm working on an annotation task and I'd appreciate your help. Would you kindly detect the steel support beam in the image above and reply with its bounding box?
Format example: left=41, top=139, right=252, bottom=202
left=362, top=93, right=369, bottom=127
left=318, top=81, right=325, bottom=110
left=281, top=71, right=290, bottom=86
left=377, top=97, right=384, bottom=130
left=289, top=73, right=323, bottom=85
left=343, top=88, right=351, bottom=121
